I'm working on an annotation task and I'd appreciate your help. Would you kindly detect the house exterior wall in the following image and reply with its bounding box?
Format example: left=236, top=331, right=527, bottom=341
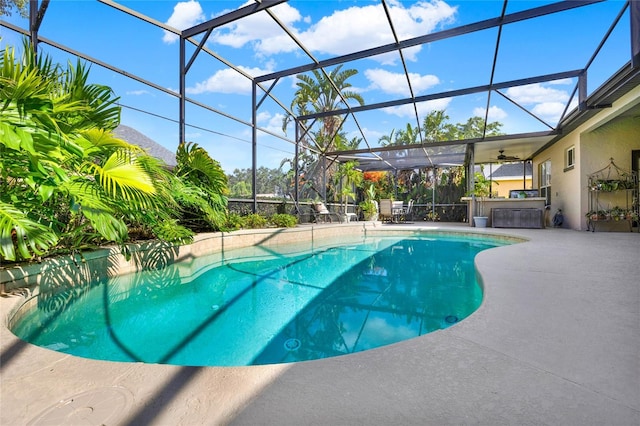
left=533, top=134, right=581, bottom=228
left=581, top=116, right=640, bottom=228
left=492, top=177, right=533, bottom=198
left=533, top=85, right=640, bottom=230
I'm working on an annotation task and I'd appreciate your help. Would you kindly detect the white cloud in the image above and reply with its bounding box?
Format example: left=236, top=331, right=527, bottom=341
left=162, top=0, right=206, bottom=44
left=211, top=0, right=456, bottom=64
left=212, top=2, right=302, bottom=54
left=365, top=69, right=439, bottom=96
left=505, top=83, right=569, bottom=105
left=548, top=78, right=574, bottom=86
left=256, top=111, right=271, bottom=123
left=473, top=105, right=507, bottom=120
left=125, top=90, right=150, bottom=96
left=299, top=0, right=456, bottom=62
left=384, top=97, right=451, bottom=118
left=359, top=128, right=386, bottom=144
left=256, top=111, right=287, bottom=136
left=186, top=65, right=274, bottom=95
left=506, top=82, right=574, bottom=123
left=531, top=102, right=567, bottom=121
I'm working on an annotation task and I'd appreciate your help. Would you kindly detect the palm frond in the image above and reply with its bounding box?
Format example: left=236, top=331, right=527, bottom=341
left=151, top=219, right=194, bottom=246
left=0, top=201, right=59, bottom=261
left=84, top=149, right=156, bottom=204
left=80, top=206, right=128, bottom=243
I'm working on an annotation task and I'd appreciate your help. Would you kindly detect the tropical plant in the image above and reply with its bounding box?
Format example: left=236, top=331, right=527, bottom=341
left=284, top=65, right=364, bottom=152
left=0, top=40, right=197, bottom=262
left=281, top=65, right=364, bottom=202
left=173, top=141, right=228, bottom=232
left=269, top=213, right=297, bottom=228
left=222, top=212, right=245, bottom=231
left=467, top=170, right=495, bottom=217
left=334, top=161, right=362, bottom=215
left=242, top=213, right=267, bottom=229
left=1, top=41, right=141, bottom=260
left=359, top=183, right=378, bottom=220
left=422, top=110, right=455, bottom=142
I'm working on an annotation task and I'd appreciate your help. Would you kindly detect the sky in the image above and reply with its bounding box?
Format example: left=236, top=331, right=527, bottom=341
left=0, top=0, right=633, bottom=173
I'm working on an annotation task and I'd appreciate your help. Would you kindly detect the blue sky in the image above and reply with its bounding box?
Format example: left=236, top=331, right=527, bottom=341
left=0, top=0, right=632, bottom=173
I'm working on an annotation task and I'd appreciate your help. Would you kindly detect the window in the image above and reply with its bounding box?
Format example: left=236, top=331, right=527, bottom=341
left=540, top=160, right=551, bottom=205
left=564, top=146, right=575, bottom=171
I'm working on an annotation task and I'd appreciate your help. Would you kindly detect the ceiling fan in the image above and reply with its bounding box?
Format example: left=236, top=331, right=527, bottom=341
left=494, top=149, right=520, bottom=162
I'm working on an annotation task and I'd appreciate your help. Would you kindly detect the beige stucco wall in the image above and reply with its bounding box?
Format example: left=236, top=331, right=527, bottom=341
left=581, top=116, right=640, bottom=227
left=531, top=132, right=580, bottom=229
left=533, top=85, right=640, bottom=230
left=492, top=178, right=533, bottom=198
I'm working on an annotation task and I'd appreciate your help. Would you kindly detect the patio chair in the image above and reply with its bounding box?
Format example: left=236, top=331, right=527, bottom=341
left=312, top=202, right=341, bottom=223
left=392, top=200, right=404, bottom=223
left=379, top=199, right=393, bottom=222
left=401, top=199, right=414, bottom=222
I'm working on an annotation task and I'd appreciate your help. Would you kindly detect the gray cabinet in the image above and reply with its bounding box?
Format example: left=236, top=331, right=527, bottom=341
left=492, top=208, right=543, bottom=228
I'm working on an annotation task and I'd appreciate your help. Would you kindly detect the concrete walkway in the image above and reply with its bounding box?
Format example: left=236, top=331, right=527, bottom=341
left=1, top=226, right=639, bottom=425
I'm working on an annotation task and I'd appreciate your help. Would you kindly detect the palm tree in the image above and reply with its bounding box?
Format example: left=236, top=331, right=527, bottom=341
left=378, top=129, right=397, bottom=147
left=422, top=110, right=454, bottom=142
left=334, top=161, right=363, bottom=216
left=281, top=66, right=364, bottom=201
left=286, top=65, right=364, bottom=152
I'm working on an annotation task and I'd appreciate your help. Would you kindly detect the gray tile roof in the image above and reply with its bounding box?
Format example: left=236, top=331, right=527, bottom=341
left=113, top=125, right=177, bottom=167
left=489, top=162, right=532, bottom=179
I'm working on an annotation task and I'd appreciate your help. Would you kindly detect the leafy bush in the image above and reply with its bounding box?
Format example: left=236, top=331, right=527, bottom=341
left=220, top=212, right=244, bottom=232
left=269, top=213, right=298, bottom=228
left=243, top=214, right=268, bottom=229
left=0, top=40, right=230, bottom=262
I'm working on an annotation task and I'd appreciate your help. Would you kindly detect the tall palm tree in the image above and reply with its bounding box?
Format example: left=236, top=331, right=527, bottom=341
left=281, top=66, right=364, bottom=201
left=286, top=65, right=364, bottom=153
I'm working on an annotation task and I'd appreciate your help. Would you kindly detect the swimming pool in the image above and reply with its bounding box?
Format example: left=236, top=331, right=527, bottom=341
left=11, top=232, right=510, bottom=366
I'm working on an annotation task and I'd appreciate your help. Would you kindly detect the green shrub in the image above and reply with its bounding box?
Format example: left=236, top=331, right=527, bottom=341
left=243, top=213, right=268, bottom=229
left=269, top=213, right=298, bottom=228
left=221, top=212, right=245, bottom=231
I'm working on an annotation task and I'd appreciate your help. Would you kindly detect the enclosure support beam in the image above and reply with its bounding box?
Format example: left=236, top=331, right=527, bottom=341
left=578, top=71, right=588, bottom=112
left=632, top=0, right=640, bottom=68
left=182, top=0, right=287, bottom=39
left=294, top=120, right=300, bottom=205
left=252, top=81, right=258, bottom=213
left=468, top=145, right=475, bottom=226
left=179, top=38, right=186, bottom=146
left=300, top=70, right=583, bottom=121
left=28, top=0, right=49, bottom=53
left=322, top=156, right=327, bottom=202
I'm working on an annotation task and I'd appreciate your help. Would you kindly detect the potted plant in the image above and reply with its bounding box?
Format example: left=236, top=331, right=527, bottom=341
left=335, top=161, right=363, bottom=222
left=468, top=171, right=493, bottom=227
left=359, top=183, right=378, bottom=221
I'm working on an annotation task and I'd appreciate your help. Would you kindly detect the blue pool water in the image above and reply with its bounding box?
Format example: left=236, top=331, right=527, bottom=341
left=12, top=234, right=509, bottom=366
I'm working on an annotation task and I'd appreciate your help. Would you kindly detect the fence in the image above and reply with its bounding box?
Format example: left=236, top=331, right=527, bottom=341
left=228, top=199, right=468, bottom=224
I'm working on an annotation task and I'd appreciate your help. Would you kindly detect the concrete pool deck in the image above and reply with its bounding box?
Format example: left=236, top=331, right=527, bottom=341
left=1, top=224, right=638, bottom=425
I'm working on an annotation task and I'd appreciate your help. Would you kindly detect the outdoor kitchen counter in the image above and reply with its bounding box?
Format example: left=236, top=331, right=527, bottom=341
left=461, top=197, right=547, bottom=227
